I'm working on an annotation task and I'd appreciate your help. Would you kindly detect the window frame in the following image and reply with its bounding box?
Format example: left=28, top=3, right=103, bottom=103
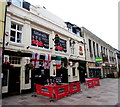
left=10, top=22, right=22, bottom=43
left=12, top=0, right=23, bottom=7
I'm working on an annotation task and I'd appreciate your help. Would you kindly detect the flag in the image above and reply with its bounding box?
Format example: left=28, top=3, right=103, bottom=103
left=44, top=53, right=51, bottom=69
left=32, top=52, right=40, bottom=68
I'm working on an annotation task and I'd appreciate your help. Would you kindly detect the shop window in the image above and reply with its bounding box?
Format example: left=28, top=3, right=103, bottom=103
left=9, top=56, right=21, bottom=64
left=31, top=29, right=49, bottom=49
left=10, top=22, right=22, bottom=43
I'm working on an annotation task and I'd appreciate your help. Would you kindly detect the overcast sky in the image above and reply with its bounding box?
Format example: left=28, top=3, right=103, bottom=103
left=28, top=0, right=118, bottom=49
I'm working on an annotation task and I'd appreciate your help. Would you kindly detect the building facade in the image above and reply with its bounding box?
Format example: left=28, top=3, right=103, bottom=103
left=2, top=0, right=118, bottom=96
left=81, top=27, right=118, bottom=78
left=2, top=1, right=86, bottom=95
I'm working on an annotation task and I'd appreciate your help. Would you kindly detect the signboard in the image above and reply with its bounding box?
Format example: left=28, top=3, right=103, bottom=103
left=95, top=57, right=102, bottom=62
left=31, top=29, right=49, bottom=49
left=103, top=57, right=108, bottom=62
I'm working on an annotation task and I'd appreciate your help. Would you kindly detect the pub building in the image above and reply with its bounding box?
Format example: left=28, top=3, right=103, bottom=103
left=2, top=1, right=86, bottom=96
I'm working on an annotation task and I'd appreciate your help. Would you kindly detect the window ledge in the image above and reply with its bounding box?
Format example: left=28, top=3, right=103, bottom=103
left=30, top=46, right=52, bottom=52
left=55, top=51, right=69, bottom=55
left=9, top=42, right=24, bottom=47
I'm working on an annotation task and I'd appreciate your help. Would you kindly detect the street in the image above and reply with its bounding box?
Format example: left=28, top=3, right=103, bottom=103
left=2, top=78, right=119, bottom=105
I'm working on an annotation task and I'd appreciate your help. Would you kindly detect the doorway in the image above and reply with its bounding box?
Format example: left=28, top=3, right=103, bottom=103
left=79, top=62, right=87, bottom=83
left=8, top=67, right=20, bottom=95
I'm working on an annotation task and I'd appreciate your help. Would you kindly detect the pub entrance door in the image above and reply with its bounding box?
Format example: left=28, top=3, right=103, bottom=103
left=8, top=67, right=20, bottom=95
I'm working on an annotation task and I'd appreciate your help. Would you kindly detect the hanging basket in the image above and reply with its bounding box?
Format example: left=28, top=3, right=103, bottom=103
left=2, top=61, right=14, bottom=69
left=25, top=63, right=34, bottom=70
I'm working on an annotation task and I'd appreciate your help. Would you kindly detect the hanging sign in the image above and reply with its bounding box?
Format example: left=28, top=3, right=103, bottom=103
left=56, top=56, right=62, bottom=69
left=79, top=46, right=83, bottom=55
left=95, top=57, right=102, bottom=62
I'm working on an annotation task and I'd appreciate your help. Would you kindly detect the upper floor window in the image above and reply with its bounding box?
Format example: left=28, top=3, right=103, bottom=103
left=12, top=0, right=23, bottom=7
left=31, top=29, right=49, bottom=49
left=12, top=0, right=30, bottom=11
left=70, top=39, right=75, bottom=54
left=54, top=35, right=67, bottom=52
left=93, top=41, right=96, bottom=57
left=68, top=24, right=73, bottom=32
left=65, top=22, right=73, bottom=32
left=76, top=29, right=81, bottom=36
left=88, top=39, right=93, bottom=57
left=10, top=22, right=22, bottom=43
left=96, top=43, right=99, bottom=57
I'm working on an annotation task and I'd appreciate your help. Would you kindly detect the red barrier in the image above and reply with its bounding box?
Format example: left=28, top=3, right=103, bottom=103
left=53, top=84, right=69, bottom=100
left=92, top=78, right=100, bottom=86
left=69, top=82, right=81, bottom=95
left=86, top=79, right=94, bottom=88
left=36, top=84, right=54, bottom=98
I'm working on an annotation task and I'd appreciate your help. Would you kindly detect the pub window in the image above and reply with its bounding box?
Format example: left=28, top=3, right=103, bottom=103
left=67, top=24, right=73, bottom=32
left=10, top=22, right=22, bottom=43
left=9, top=57, right=21, bottom=64
left=31, top=29, right=49, bottom=49
left=76, top=29, right=80, bottom=36
left=54, top=35, right=67, bottom=53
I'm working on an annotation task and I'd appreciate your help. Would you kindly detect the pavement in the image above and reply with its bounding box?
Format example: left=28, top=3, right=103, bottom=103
left=1, top=78, right=119, bottom=106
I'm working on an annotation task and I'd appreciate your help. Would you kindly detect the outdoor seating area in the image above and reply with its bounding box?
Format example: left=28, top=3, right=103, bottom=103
left=35, top=78, right=100, bottom=100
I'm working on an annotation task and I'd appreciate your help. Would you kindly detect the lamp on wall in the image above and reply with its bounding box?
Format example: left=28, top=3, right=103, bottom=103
left=26, top=46, right=30, bottom=49
left=5, top=42, right=9, bottom=46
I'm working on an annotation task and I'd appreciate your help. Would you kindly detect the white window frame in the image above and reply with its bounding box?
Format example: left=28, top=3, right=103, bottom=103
left=10, top=22, right=23, bottom=43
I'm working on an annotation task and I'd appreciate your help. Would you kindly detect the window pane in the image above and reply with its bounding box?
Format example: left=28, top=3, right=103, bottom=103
left=10, top=30, right=16, bottom=42
left=12, top=0, right=21, bottom=7
left=11, top=23, right=16, bottom=29
left=17, top=32, right=21, bottom=43
left=17, top=25, right=22, bottom=31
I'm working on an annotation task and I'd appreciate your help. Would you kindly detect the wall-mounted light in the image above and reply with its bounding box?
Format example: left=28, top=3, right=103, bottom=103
left=69, top=62, right=73, bottom=67
left=5, top=32, right=9, bottom=36
left=26, top=46, right=30, bottom=49
left=6, top=42, right=9, bottom=46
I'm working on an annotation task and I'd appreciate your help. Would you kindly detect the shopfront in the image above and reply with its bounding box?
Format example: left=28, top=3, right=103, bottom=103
left=87, top=62, right=102, bottom=79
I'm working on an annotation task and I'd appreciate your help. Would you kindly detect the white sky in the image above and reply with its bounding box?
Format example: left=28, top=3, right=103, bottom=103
left=28, top=0, right=118, bottom=49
